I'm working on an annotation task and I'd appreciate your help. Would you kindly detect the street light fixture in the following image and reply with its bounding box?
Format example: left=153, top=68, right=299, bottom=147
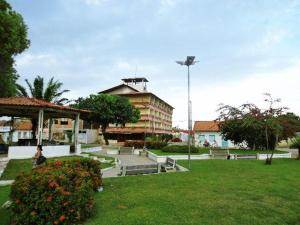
left=176, top=56, right=198, bottom=170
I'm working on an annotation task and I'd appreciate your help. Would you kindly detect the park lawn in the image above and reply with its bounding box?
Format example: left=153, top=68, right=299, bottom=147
left=85, top=159, right=300, bottom=225
left=0, top=186, right=11, bottom=225
left=81, top=143, right=101, bottom=149
left=0, top=155, right=112, bottom=180
left=150, top=149, right=287, bottom=156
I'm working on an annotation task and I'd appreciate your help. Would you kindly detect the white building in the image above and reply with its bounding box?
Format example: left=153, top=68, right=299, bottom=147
left=193, top=121, right=236, bottom=148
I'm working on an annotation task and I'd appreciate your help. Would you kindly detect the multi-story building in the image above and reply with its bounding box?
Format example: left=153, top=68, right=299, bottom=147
left=99, top=77, right=174, bottom=141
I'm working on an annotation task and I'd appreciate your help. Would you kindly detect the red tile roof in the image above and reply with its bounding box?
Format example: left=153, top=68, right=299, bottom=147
left=15, top=121, right=32, bottom=130
left=0, top=97, right=88, bottom=113
left=193, top=121, right=220, bottom=132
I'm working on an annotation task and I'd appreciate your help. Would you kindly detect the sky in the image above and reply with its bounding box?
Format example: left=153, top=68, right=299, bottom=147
left=9, top=0, right=300, bottom=128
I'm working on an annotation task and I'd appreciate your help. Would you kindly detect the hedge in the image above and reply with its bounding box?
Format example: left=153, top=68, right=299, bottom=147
left=10, top=158, right=102, bottom=225
left=124, top=140, right=168, bottom=149
left=162, top=145, right=199, bottom=153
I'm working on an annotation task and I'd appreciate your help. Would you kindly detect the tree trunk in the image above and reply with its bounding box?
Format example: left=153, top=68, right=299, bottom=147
left=265, top=126, right=271, bottom=164
left=297, top=148, right=300, bottom=160
left=101, top=126, right=109, bottom=145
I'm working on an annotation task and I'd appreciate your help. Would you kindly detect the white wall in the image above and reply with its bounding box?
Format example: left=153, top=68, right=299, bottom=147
left=194, top=131, right=236, bottom=148
left=8, top=145, right=71, bottom=159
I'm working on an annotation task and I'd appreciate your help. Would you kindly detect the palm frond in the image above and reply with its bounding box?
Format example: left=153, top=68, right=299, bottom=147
left=16, top=84, right=29, bottom=97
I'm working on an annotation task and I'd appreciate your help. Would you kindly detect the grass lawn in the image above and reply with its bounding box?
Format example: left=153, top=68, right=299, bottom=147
left=0, top=159, right=299, bottom=224
left=0, top=186, right=11, bottom=225
left=150, top=149, right=288, bottom=156
left=85, top=159, right=300, bottom=225
left=0, top=155, right=113, bottom=180
left=81, top=143, right=101, bottom=149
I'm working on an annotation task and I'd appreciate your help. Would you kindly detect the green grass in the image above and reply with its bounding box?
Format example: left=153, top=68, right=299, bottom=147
left=0, top=160, right=299, bottom=224
left=150, top=149, right=288, bottom=156
left=0, top=186, right=11, bottom=225
left=85, top=159, right=300, bottom=225
left=81, top=144, right=101, bottom=149
left=0, top=155, right=113, bottom=180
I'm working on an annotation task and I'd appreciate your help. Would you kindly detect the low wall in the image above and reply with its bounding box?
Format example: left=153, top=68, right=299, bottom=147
left=81, top=146, right=102, bottom=153
left=147, top=151, right=292, bottom=163
left=257, top=153, right=291, bottom=160
left=8, top=145, right=71, bottom=159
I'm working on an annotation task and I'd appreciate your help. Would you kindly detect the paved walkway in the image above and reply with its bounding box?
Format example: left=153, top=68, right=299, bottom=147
left=92, top=151, right=156, bottom=178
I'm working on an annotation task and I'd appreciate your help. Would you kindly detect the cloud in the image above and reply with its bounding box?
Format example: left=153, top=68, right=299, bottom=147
left=81, top=0, right=109, bottom=6
left=168, top=59, right=300, bottom=128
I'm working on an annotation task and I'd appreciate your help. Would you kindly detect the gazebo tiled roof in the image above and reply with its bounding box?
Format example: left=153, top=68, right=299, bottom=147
left=0, top=97, right=89, bottom=119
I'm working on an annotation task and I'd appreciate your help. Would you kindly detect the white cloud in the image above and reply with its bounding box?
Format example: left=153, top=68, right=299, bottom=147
left=81, top=0, right=109, bottom=6
left=169, top=59, right=300, bottom=129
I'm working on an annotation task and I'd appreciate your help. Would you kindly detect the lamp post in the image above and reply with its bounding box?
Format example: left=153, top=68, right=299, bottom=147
left=176, top=56, right=198, bottom=169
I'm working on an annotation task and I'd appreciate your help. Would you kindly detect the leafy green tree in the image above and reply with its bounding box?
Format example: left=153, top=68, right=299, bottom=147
left=73, top=94, right=140, bottom=145
left=17, top=76, right=70, bottom=139
left=0, top=0, right=30, bottom=97
left=290, top=136, right=300, bottom=160
left=218, top=94, right=300, bottom=164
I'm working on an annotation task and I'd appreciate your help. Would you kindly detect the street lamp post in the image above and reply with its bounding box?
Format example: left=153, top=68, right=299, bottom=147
left=176, top=56, right=198, bottom=170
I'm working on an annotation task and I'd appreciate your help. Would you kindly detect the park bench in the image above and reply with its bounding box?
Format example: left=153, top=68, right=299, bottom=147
left=209, top=149, right=230, bottom=159
left=234, top=154, right=258, bottom=160
left=118, top=146, right=134, bottom=155
left=161, top=157, right=176, bottom=172
left=120, top=164, right=159, bottom=176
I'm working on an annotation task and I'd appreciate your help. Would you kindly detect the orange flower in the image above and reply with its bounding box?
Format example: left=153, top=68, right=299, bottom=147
left=49, top=180, right=59, bottom=188
left=59, top=215, right=65, bottom=222
left=47, top=196, right=53, bottom=202
left=54, top=160, right=63, bottom=167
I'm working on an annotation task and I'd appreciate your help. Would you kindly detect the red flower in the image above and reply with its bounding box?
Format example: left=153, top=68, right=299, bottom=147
left=59, top=215, right=65, bottom=222
left=49, top=180, right=59, bottom=188
left=47, top=196, right=53, bottom=202
left=54, top=160, right=63, bottom=167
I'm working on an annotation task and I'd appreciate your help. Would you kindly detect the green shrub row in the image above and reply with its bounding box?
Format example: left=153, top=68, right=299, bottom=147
left=10, top=158, right=102, bottom=225
left=162, top=145, right=199, bottom=153
left=124, top=140, right=168, bottom=149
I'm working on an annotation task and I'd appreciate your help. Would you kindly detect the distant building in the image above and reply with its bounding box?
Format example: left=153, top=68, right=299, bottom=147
left=193, top=121, right=236, bottom=148
left=99, top=77, right=174, bottom=141
left=0, top=119, right=32, bottom=143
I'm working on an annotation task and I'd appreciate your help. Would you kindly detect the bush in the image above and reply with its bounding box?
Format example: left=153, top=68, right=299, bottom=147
left=171, top=137, right=182, bottom=142
left=10, top=158, right=102, bottom=225
left=124, top=140, right=168, bottom=149
left=162, top=145, right=199, bottom=153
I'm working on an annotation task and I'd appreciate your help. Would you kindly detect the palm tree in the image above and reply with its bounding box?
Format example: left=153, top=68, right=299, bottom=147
left=17, top=76, right=69, bottom=140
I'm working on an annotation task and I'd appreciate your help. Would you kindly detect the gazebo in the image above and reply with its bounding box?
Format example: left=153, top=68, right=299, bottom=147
left=0, top=97, right=90, bottom=159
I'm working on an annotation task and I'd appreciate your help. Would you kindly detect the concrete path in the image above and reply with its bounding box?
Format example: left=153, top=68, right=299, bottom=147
left=92, top=151, right=156, bottom=178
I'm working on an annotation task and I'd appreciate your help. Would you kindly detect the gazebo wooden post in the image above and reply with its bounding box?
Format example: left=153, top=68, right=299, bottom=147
left=37, top=109, right=44, bottom=145
left=74, top=113, right=80, bottom=152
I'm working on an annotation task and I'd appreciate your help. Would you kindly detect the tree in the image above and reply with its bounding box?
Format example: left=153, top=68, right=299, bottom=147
left=218, top=94, right=300, bottom=164
left=73, top=94, right=140, bottom=145
left=17, top=76, right=70, bottom=139
left=290, top=136, right=300, bottom=160
left=0, top=0, right=30, bottom=97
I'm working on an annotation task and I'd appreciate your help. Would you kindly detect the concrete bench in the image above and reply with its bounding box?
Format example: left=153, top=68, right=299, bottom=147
left=118, top=146, right=134, bottom=155
left=209, top=149, right=230, bottom=159
left=120, top=164, right=159, bottom=176
left=161, top=157, right=176, bottom=172
left=234, top=154, right=258, bottom=160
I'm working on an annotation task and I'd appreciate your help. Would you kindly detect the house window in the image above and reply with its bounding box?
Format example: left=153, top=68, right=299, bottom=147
left=209, top=135, right=215, bottom=143
left=18, top=132, right=21, bottom=139
left=23, top=132, right=27, bottom=138
left=198, top=135, right=205, bottom=143
left=54, top=119, right=59, bottom=124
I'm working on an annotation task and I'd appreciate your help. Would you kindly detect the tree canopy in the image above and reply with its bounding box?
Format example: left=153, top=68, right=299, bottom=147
left=218, top=94, right=300, bottom=151
left=73, top=94, right=140, bottom=144
left=0, top=0, right=30, bottom=97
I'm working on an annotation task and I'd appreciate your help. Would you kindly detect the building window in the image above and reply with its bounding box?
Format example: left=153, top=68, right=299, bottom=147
left=198, top=135, right=205, bottom=144
left=54, top=119, right=59, bottom=124
left=18, top=132, right=21, bottom=139
left=60, top=121, right=68, bottom=125
left=209, top=135, right=215, bottom=143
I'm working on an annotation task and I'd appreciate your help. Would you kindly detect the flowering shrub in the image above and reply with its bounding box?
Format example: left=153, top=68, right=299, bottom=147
left=162, top=145, right=199, bottom=153
left=10, top=158, right=102, bottom=225
left=124, top=140, right=168, bottom=149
